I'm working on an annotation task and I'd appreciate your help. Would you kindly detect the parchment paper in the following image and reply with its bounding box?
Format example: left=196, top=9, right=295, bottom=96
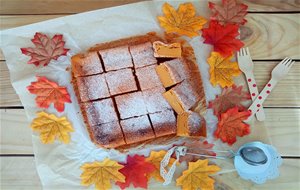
left=1, top=1, right=270, bottom=189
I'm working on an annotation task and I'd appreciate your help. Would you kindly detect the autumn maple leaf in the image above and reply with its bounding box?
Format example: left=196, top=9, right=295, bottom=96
left=116, top=155, right=156, bottom=189
left=27, top=76, right=71, bottom=112
left=180, top=139, right=216, bottom=163
left=31, top=112, right=74, bottom=144
left=202, top=21, right=244, bottom=56
left=80, top=158, right=125, bottom=190
left=21, top=32, right=69, bottom=66
left=146, top=150, right=176, bottom=182
left=208, top=85, right=250, bottom=117
left=214, top=107, right=251, bottom=145
left=207, top=52, right=241, bottom=88
left=209, top=0, right=248, bottom=26
left=157, top=2, right=207, bottom=38
left=176, top=159, right=220, bottom=190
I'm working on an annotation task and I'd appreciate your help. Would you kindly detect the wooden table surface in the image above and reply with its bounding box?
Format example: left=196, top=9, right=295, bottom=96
left=0, top=0, right=299, bottom=189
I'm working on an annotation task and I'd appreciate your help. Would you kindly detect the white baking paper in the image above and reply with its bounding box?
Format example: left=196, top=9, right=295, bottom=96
left=1, top=1, right=270, bottom=189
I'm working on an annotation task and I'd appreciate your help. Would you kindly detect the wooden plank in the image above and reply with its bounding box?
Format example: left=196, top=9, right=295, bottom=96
left=1, top=61, right=299, bottom=107
left=0, top=62, right=22, bottom=106
left=0, top=0, right=145, bottom=14
left=0, top=109, right=33, bottom=154
left=1, top=108, right=299, bottom=156
left=0, top=156, right=299, bottom=189
left=0, top=157, right=42, bottom=190
left=1, top=14, right=300, bottom=61
left=0, top=0, right=299, bottom=14
left=242, top=14, right=300, bottom=60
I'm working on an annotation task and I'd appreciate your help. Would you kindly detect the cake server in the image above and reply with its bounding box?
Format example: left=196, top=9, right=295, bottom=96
left=237, top=47, right=265, bottom=121
left=245, top=57, right=294, bottom=122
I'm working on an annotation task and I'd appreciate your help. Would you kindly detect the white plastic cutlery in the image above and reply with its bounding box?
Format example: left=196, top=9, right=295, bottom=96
left=237, top=47, right=265, bottom=121
left=245, top=57, right=295, bottom=122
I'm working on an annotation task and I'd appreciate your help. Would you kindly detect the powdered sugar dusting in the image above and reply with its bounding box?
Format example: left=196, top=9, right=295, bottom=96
left=105, top=68, right=137, bottom=95
left=136, top=65, right=163, bottom=91
left=187, top=111, right=206, bottom=136
left=163, top=58, right=189, bottom=83
left=129, top=42, right=157, bottom=68
left=81, top=98, right=118, bottom=126
left=142, top=87, right=171, bottom=113
left=99, top=45, right=133, bottom=71
left=115, top=92, right=148, bottom=119
left=72, top=52, right=103, bottom=77
left=120, top=115, right=154, bottom=144
left=91, top=121, right=126, bottom=148
left=173, top=81, right=200, bottom=111
left=77, top=74, right=110, bottom=102
left=149, top=110, right=176, bottom=137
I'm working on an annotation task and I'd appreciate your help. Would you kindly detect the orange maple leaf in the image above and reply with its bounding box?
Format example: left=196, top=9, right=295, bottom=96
left=157, top=3, right=207, bottom=38
left=207, top=52, right=241, bottom=88
left=214, top=107, right=251, bottom=145
left=176, top=159, right=220, bottom=190
left=27, top=76, right=71, bottom=112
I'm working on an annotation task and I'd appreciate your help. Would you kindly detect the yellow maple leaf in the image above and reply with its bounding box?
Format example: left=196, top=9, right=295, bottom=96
left=157, top=3, right=207, bottom=38
left=80, top=158, right=125, bottom=190
left=30, top=112, right=74, bottom=144
left=208, top=52, right=241, bottom=88
left=176, top=159, right=221, bottom=190
left=146, top=150, right=177, bottom=182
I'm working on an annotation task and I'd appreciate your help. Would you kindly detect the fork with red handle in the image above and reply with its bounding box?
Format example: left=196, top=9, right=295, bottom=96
left=245, top=57, right=295, bottom=122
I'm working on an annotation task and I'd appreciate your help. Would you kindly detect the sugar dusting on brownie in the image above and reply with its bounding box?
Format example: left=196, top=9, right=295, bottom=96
left=136, top=65, right=163, bottom=91
left=149, top=110, right=176, bottom=137
left=130, top=42, right=157, bottom=68
left=172, top=81, right=200, bottom=110
left=71, top=52, right=103, bottom=77
left=187, top=112, right=206, bottom=137
left=142, top=87, right=171, bottom=113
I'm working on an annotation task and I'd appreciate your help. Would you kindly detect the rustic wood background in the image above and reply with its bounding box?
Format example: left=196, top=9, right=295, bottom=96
left=0, top=0, right=299, bottom=189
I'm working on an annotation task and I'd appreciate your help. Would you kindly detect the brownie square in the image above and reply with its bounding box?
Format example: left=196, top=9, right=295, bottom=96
left=71, top=52, right=103, bottom=77
left=115, top=92, right=148, bottom=119
left=135, top=65, right=163, bottom=91
left=76, top=75, right=110, bottom=102
left=149, top=110, right=177, bottom=137
left=177, top=111, right=206, bottom=137
left=99, top=46, right=133, bottom=71
left=142, top=87, right=171, bottom=113
left=90, top=121, right=126, bottom=148
left=81, top=98, right=118, bottom=126
left=105, top=68, right=138, bottom=95
left=156, top=58, right=190, bottom=87
left=129, top=42, right=157, bottom=68
left=163, top=81, right=200, bottom=114
left=120, top=115, right=155, bottom=144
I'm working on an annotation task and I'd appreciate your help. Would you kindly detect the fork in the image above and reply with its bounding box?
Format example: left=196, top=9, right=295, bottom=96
left=237, top=47, right=265, bottom=121
left=245, top=57, right=295, bottom=122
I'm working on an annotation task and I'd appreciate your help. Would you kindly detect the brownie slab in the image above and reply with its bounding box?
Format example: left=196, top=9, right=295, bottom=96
left=129, top=42, right=157, bottom=68
left=149, top=110, right=176, bottom=137
left=115, top=91, right=148, bottom=119
left=142, top=87, right=171, bottom=113
left=136, top=65, right=163, bottom=91
left=81, top=98, right=118, bottom=127
left=99, top=45, right=133, bottom=71
left=91, top=121, right=126, bottom=148
left=71, top=52, right=103, bottom=77
left=105, top=68, right=137, bottom=95
left=120, top=115, right=155, bottom=144
left=76, top=74, right=110, bottom=102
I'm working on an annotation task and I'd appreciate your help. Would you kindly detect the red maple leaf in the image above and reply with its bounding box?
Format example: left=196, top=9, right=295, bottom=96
left=208, top=85, right=250, bottom=118
left=179, top=139, right=216, bottom=163
left=27, top=76, right=71, bottom=112
left=116, top=155, right=156, bottom=189
left=214, top=107, right=251, bottom=145
left=21, top=32, right=69, bottom=66
left=201, top=21, right=244, bottom=56
left=209, top=0, right=248, bottom=26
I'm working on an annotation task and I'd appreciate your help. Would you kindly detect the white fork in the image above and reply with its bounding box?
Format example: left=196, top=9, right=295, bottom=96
left=237, top=47, right=265, bottom=121
left=245, top=57, right=295, bottom=122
